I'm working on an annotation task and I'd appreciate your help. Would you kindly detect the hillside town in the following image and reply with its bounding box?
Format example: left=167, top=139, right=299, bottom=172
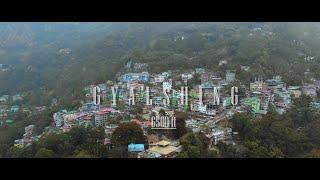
left=0, top=92, right=50, bottom=128
left=9, top=58, right=320, bottom=158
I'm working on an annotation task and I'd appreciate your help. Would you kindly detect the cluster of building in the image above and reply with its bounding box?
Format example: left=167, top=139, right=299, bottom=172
left=133, top=139, right=182, bottom=158
left=125, top=60, right=149, bottom=72
left=14, top=125, right=42, bottom=148
left=44, top=65, right=251, bottom=155
left=58, top=48, right=72, bottom=55
left=0, top=94, right=23, bottom=103
left=20, top=59, right=320, bottom=157
left=0, top=94, right=24, bottom=125
left=52, top=105, right=123, bottom=133
left=0, top=92, right=50, bottom=118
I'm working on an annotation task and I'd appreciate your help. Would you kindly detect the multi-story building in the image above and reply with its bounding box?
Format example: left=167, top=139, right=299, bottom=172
left=163, top=79, right=172, bottom=92
left=251, top=91, right=271, bottom=111
left=265, top=76, right=286, bottom=90
left=62, top=111, right=78, bottom=128
left=226, top=70, right=236, bottom=83
left=152, top=96, right=163, bottom=106
left=154, top=74, right=165, bottom=83
left=223, top=97, right=231, bottom=108
left=105, top=124, right=119, bottom=138
left=53, top=109, right=77, bottom=127
left=11, top=105, right=20, bottom=113
left=302, top=83, right=317, bottom=98
left=273, top=89, right=291, bottom=114
left=288, top=86, right=302, bottom=99
left=14, top=125, right=41, bottom=148
left=95, top=111, right=108, bottom=127
left=241, top=97, right=261, bottom=114
left=94, top=108, right=112, bottom=127
left=201, top=73, right=209, bottom=84
left=53, top=111, right=65, bottom=127
left=181, top=73, right=193, bottom=84
left=82, top=102, right=99, bottom=112
left=206, top=127, right=232, bottom=145
left=82, top=115, right=94, bottom=127
left=122, top=72, right=150, bottom=83
left=250, top=78, right=268, bottom=91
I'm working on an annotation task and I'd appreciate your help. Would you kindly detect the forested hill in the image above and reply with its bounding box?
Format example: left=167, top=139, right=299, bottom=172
left=0, top=22, right=129, bottom=105
left=1, top=22, right=320, bottom=107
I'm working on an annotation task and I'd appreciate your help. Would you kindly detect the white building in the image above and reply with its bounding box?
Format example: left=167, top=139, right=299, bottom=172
left=53, top=112, right=64, bottom=127
left=95, top=112, right=108, bottom=127
left=219, top=60, right=228, bottom=66
left=226, top=70, right=236, bottom=83
left=241, top=66, right=250, bottom=71
left=163, top=80, right=172, bottom=92
left=207, top=128, right=232, bottom=145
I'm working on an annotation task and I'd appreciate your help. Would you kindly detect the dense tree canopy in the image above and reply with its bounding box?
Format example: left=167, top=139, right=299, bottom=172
left=111, top=122, right=146, bottom=147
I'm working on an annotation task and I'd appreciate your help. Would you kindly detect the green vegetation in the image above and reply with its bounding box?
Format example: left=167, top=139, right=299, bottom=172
left=2, top=22, right=320, bottom=108
left=0, top=126, right=110, bottom=158
left=218, top=95, right=320, bottom=158
left=111, top=122, right=146, bottom=147
left=1, top=23, right=320, bottom=157
left=178, top=132, right=218, bottom=158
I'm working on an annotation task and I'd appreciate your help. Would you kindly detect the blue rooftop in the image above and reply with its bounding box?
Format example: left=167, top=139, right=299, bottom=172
left=128, top=143, right=145, bottom=152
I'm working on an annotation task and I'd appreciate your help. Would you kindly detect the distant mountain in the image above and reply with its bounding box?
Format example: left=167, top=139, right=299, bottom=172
left=1, top=22, right=320, bottom=107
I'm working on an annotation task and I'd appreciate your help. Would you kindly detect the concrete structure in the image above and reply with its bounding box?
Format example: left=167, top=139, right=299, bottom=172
left=241, top=97, right=260, bottom=114
left=95, top=108, right=111, bottom=127
left=163, top=80, right=172, bottom=92
left=223, top=97, right=231, bottom=107
left=10, top=105, right=20, bottom=113
left=105, top=124, right=119, bottom=138
left=219, top=60, right=228, bottom=66
left=274, top=89, right=291, bottom=114
left=12, top=94, right=23, bottom=102
left=226, top=70, right=236, bottom=83
left=195, top=68, right=205, bottom=74
left=0, top=95, right=9, bottom=102
left=53, top=109, right=77, bottom=127
left=154, top=74, right=165, bottom=83
left=207, top=128, right=230, bottom=145
left=241, top=66, right=250, bottom=71
left=288, top=86, right=302, bottom=99
left=302, top=84, right=317, bottom=98
left=201, top=73, right=209, bottom=84
left=53, top=111, right=65, bottom=127
left=265, top=76, right=285, bottom=90
left=250, top=78, right=268, bottom=91
left=14, top=125, right=41, bottom=148
left=82, top=102, right=99, bottom=112
left=122, top=72, right=150, bottom=83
